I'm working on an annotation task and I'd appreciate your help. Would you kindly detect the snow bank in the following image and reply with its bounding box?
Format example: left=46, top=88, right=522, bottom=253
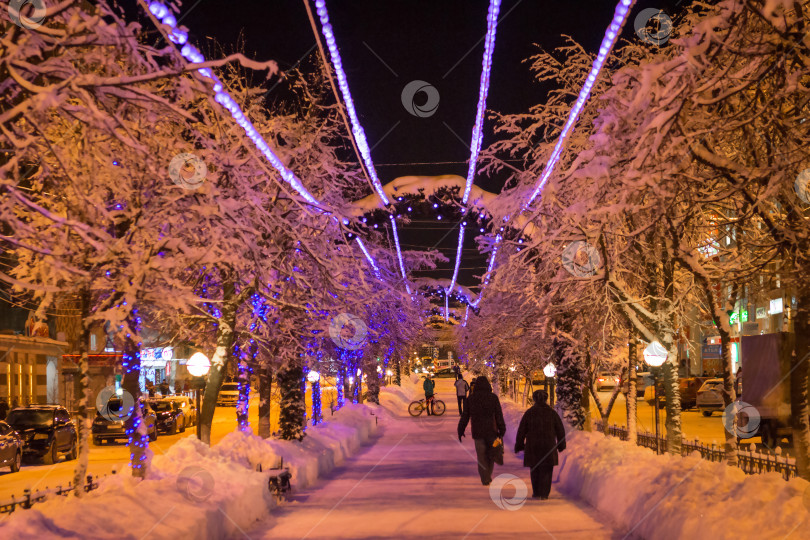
left=500, top=398, right=809, bottom=539
left=555, top=426, right=810, bottom=539
left=0, top=405, right=378, bottom=540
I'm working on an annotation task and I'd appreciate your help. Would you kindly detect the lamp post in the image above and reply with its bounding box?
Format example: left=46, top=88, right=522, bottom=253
left=187, top=352, right=210, bottom=440
left=307, top=370, right=321, bottom=425
left=643, top=341, right=667, bottom=454
left=543, top=363, right=557, bottom=407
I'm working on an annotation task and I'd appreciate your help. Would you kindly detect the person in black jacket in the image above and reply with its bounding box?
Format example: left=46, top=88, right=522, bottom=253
left=457, top=376, right=506, bottom=486
left=514, top=389, right=566, bottom=499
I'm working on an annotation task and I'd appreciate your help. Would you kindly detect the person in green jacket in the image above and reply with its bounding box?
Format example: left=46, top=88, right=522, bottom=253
left=423, top=375, right=436, bottom=415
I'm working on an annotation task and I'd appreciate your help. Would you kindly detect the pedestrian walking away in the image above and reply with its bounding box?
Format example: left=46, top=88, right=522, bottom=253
left=423, top=374, right=436, bottom=415
left=454, top=375, right=469, bottom=415
left=457, top=375, right=506, bottom=486
left=514, top=389, right=566, bottom=499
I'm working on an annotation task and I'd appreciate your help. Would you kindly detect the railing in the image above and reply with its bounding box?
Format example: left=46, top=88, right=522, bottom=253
left=593, top=421, right=798, bottom=481
left=0, top=473, right=111, bottom=515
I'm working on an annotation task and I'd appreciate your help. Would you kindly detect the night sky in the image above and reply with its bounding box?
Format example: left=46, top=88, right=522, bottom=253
left=167, top=0, right=689, bottom=290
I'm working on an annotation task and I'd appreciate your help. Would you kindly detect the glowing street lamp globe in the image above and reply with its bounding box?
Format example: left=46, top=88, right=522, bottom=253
left=186, top=352, right=210, bottom=377
left=643, top=341, right=668, bottom=367
left=307, top=370, right=320, bottom=383
left=543, top=363, right=556, bottom=378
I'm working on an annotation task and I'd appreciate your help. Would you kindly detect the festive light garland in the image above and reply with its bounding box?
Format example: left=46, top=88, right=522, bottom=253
left=447, top=0, right=501, bottom=305
left=147, top=2, right=318, bottom=206
left=473, top=0, right=636, bottom=315
left=389, top=216, right=412, bottom=294
left=525, top=0, right=636, bottom=207
left=462, top=0, right=501, bottom=205
left=143, top=1, right=392, bottom=284
left=313, top=0, right=390, bottom=206
left=313, top=0, right=416, bottom=293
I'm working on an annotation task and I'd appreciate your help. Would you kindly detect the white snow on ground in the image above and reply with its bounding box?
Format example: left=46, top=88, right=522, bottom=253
left=3, top=376, right=804, bottom=539
left=552, top=428, right=810, bottom=540
left=0, top=405, right=379, bottom=539
left=245, top=377, right=617, bottom=539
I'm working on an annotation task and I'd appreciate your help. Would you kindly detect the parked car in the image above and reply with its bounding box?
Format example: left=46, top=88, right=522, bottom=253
left=217, top=382, right=240, bottom=406
left=6, top=405, right=77, bottom=464
left=149, top=399, right=185, bottom=435
left=680, top=377, right=713, bottom=410
left=434, top=368, right=456, bottom=378
left=697, top=378, right=726, bottom=417
left=0, top=420, right=23, bottom=472
left=596, top=372, right=621, bottom=391
left=92, top=398, right=157, bottom=445
left=622, top=372, right=654, bottom=397
left=167, top=396, right=197, bottom=428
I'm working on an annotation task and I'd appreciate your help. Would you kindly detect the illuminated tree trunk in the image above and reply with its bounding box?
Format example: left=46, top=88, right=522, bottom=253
left=626, top=330, right=638, bottom=444
left=122, top=325, right=150, bottom=478
left=277, top=363, right=305, bottom=441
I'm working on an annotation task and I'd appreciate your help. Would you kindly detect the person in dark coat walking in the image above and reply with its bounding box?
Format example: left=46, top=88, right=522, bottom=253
left=0, top=398, right=8, bottom=421
left=458, top=376, right=506, bottom=486
left=454, top=375, right=469, bottom=415
left=514, top=389, right=566, bottom=499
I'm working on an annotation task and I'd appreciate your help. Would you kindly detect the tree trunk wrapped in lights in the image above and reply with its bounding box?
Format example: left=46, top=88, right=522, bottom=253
left=236, top=358, right=251, bottom=432
left=555, top=341, right=587, bottom=430
left=277, top=363, right=305, bottom=441
left=365, top=362, right=380, bottom=405
left=394, top=354, right=402, bottom=386
left=122, top=330, right=151, bottom=478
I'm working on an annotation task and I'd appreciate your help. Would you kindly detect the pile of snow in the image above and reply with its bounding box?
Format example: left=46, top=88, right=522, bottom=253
left=500, top=395, right=809, bottom=539
left=0, top=405, right=378, bottom=540
left=555, top=426, right=809, bottom=539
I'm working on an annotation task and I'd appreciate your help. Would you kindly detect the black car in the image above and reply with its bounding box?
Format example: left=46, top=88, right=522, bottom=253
left=0, top=420, right=23, bottom=473
left=149, top=399, right=185, bottom=435
left=433, top=368, right=457, bottom=378
left=6, top=406, right=77, bottom=464
left=92, top=398, right=158, bottom=445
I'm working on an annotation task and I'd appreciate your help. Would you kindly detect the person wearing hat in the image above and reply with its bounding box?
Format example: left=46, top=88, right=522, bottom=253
left=514, top=389, right=566, bottom=499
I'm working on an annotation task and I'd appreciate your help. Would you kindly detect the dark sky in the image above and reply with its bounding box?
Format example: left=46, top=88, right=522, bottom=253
left=170, top=0, right=689, bottom=290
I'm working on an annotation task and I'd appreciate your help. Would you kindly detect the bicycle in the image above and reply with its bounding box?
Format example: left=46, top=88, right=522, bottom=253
left=408, top=396, right=446, bottom=417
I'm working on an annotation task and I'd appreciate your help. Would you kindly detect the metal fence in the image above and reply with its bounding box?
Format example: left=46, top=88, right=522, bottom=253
left=0, top=473, right=110, bottom=515
left=594, top=421, right=798, bottom=481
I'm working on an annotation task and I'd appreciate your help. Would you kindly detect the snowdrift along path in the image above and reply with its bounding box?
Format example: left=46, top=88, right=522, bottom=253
left=248, top=378, right=618, bottom=539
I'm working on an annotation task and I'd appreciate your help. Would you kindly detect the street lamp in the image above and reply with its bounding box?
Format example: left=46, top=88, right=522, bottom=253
left=307, top=370, right=321, bottom=425
left=187, top=352, right=210, bottom=440
left=643, top=341, right=667, bottom=453
left=543, top=363, right=556, bottom=406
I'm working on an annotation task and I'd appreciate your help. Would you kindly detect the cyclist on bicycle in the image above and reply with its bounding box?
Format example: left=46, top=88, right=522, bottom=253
left=423, top=374, right=436, bottom=415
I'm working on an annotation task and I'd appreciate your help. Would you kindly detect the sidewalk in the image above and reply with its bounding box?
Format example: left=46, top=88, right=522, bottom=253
left=248, top=380, right=620, bottom=539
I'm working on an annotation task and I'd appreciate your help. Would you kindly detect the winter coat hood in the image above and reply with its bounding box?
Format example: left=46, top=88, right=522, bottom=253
left=475, top=376, right=492, bottom=393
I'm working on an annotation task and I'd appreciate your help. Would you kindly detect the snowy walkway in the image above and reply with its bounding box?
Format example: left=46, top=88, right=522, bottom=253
left=247, top=380, right=619, bottom=539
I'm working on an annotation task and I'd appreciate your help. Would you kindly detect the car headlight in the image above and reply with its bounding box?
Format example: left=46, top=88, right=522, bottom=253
left=33, top=433, right=50, bottom=440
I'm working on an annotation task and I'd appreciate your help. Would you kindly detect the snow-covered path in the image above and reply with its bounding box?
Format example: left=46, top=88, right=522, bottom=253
left=247, top=380, right=619, bottom=539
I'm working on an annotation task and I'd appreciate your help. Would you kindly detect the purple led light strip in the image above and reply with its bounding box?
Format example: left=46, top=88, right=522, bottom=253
left=462, top=0, right=501, bottom=206
left=447, top=0, right=501, bottom=307
left=525, top=0, right=636, bottom=207
left=144, top=2, right=387, bottom=280
left=146, top=2, right=318, bottom=207
left=314, top=0, right=390, bottom=206
left=474, top=0, right=636, bottom=315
